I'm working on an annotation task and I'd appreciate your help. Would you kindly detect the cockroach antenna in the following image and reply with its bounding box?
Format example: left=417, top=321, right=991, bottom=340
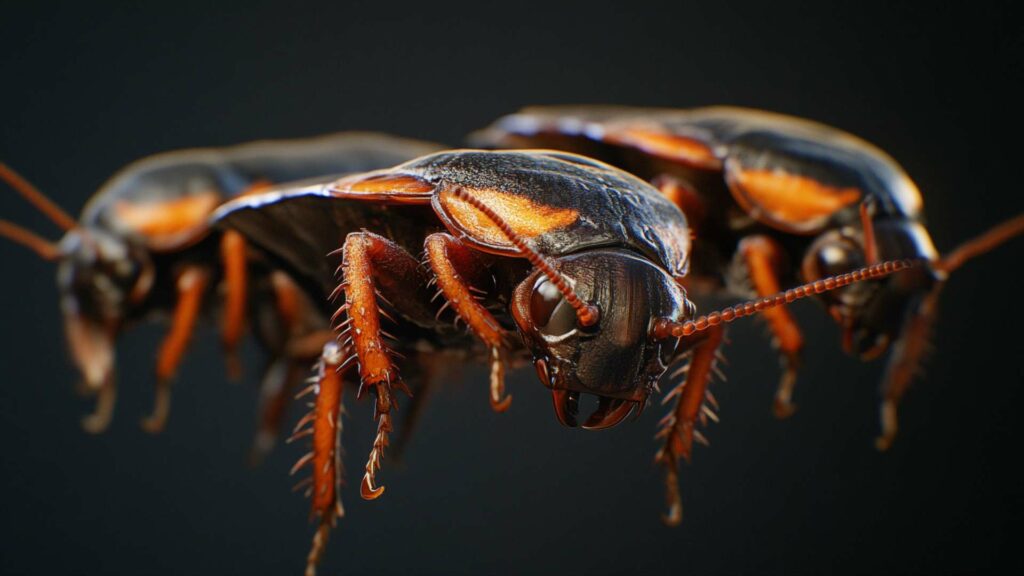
left=0, top=219, right=61, bottom=260
left=0, top=163, right=75, bottom=260
left=937, top=213, right=1024, bottom=274
left=0, top=163, right=77, bottom=231
left=449, top=186, right=600, bottom=327
left=653, top=259, right=919, bottom=340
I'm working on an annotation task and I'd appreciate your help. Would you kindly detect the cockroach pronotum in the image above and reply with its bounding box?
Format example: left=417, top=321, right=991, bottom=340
left=213, top=148, right=927, bottom=575
left=472, top=105, right=1024, bottom=451
left=0, top=133, right=441, bottom=455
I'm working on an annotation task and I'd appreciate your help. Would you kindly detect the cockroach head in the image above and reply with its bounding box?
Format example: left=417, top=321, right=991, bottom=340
left=57, top=228, right=153, bottom=324
left=803, top=216, right=940, bottom=359
left=511, top=249, right=692, bottom=430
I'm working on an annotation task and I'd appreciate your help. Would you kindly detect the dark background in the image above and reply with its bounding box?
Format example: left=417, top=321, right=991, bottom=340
left=1, top=2, right=1021, bottom=575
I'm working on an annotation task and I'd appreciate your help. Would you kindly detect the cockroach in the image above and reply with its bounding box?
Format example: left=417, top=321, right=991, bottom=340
left=0, top=133, right=441, bottom=454
left=472, top=106, right=1024, bottom=453
left=214, top=148, right=921, bottom=574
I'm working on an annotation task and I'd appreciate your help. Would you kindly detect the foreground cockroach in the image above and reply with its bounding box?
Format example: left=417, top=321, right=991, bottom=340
left=472, top=105, right=1024, bottom=453
left=214, top=148, right=919, bottom=574
left=0, top=133, right=441, bottom=449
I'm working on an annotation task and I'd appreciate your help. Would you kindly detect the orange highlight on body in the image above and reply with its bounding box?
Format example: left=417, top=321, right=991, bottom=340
left=440, top=186, right=579, bottom=248
left=604, top=127, right=721, bottom=170
left=114, top=192, right=220, bottom=238
left=732, top=169, right=861, bottom=227
left=331, top=173, right=436, bottom=202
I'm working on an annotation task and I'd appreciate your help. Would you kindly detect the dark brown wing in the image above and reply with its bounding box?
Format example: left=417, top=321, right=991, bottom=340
left=330, top=149, right=693, bottom=277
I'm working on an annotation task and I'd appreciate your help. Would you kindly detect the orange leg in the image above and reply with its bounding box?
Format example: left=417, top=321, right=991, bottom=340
left=220, top=229, right=248, bottom=380
left=289, top=341, right=352, bottom=576
left=655, top=325, right=724, bottom=526
left=141, top=266, right=209, bottom=433
left=652, top=174, right=706, bottom=233
left=62, top=311, right=117, bottom=433
left=81, top=375, right=117, bottom=435
left=739, top=235, right=804, bottom=418
left=424, top=233, right=511, bottom=412
left=337, top=231, right=431, bottom=501
left=249, top=358, right=306, bottom=464
left=249, top=271, right=321, bottom=463
left=876, top=287, right=940, bottom=451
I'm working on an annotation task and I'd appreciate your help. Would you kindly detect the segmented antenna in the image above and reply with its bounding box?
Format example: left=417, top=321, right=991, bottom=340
left=938, top=213, right=1024, bottom=274
left=449, top=186, right=600, bottom=327
left=653, top=259, right=918, bottom=340
left=0, top=219, right=61, bottom=260
left=0, top=163, right=76, bottom=231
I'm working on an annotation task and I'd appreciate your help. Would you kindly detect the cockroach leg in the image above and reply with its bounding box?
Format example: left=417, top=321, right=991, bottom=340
left=290, top=341, right=350, bottom=576
left=652, top=174, right=706, bottom=233
left=338, top=231, right=430, bottom=500
left=80, top=373, right=117, bottom=434
left=876, top=287, right=940, bottom=451
left=219, top=229, right=248, bottom=380
left=739, top=235, right=804, bottom=418
left=249, top=358, right=306, bottom=465
left=655, top=324, right=725, bottom=526
left=424, top=232, right=510, bottom=412
left=141, top=266, right=209, bottom=433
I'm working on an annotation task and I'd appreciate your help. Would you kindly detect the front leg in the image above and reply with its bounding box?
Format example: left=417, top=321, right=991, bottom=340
left=655, top=325, right=725, bottom=526
left=336, top=231, right=433, bottom=500
left=424, top=232, right=511, bottom=412
left=738, top=235, right=804, bottom=418
left=875, top=287, right=940, bottom=451
left=289, top=341, right=351, bottom=576
left=141, top=265, right=209, bottom=433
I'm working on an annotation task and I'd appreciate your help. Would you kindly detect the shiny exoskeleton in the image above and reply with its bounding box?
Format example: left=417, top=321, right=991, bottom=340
left=473, top=105, right=1024, bottom=454
left=0, top=133, right=442, bottom=445
left=214, top=148, right=918, bottom=574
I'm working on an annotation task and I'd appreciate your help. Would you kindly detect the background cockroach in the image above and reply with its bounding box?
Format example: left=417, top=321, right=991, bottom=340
left=473, top=105, right=1024, bottom=453
left=214, top=148, right=936, bottom=574
left=0, top=133, right=441, bottom=451
left=2, top=3, right=1021, bottom=574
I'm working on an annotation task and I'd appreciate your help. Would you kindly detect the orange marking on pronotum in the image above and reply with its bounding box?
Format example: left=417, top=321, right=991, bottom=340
left=731, top=169, right=861, bottom=227
left=603, top=127, right=721, bottom=170
left=113, top=192, right=220, bottom=238
left=446, top=187, right=599, bottom=327
left=439, top=186, right=580, bottom=247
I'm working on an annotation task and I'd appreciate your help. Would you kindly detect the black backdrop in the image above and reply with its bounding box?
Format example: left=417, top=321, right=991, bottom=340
left=1, top=2, right=1021, bottom=575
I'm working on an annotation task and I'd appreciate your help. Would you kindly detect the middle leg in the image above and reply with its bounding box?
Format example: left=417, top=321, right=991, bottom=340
left=738, top=235, right=805, bottom=418
left=336, top=231, right=435, bottom=500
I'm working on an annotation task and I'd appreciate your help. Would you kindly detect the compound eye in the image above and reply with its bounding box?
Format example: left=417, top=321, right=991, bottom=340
left=804, top=235, right=872, bottom=308
left=530, top=278, right=577, bottom=337
left=809, top=237, right=864, bottom=280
